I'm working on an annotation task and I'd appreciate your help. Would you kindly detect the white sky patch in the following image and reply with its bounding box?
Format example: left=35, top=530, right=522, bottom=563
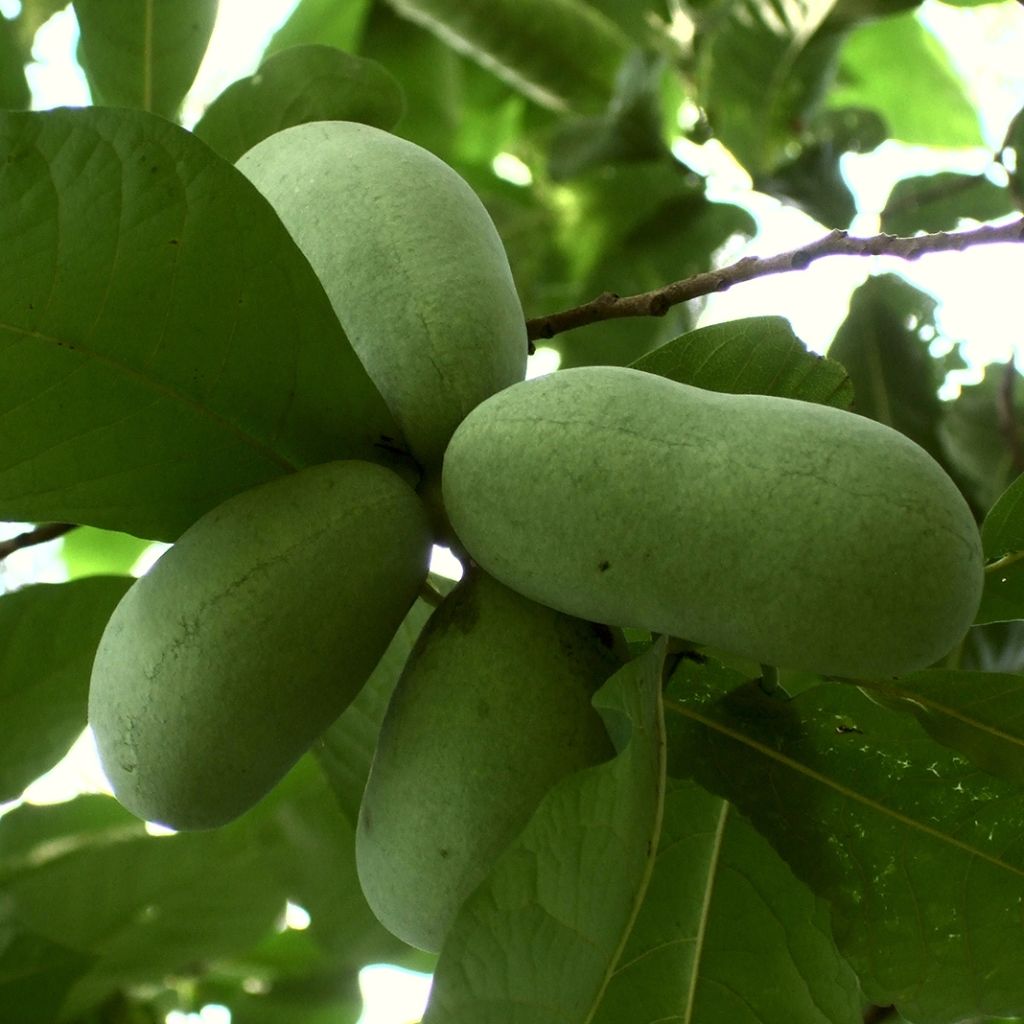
left=166, top=1006, right=231, bottom=1024
left=527, top=346, right=561, bottom=379
left=27, top=6, right=89, bottom=109
left=180, top=0, right=299, bottom=127
left=284, top=900, right=311, bottom=930
left=492, top=151, right=533, bottom=187
left=358, top=964, right=432, bottom=1024
left=429, top=545, right=464, bottom=581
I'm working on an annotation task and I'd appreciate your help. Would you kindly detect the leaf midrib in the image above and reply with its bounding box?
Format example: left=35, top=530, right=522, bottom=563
left=0, top=320, right=295, bottom=473
left=664, top=697, right=1024, bottom=880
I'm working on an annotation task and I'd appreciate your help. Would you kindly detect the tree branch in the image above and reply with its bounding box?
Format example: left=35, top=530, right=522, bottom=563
left=526, top=217, right=1024, bottom=342
left=0, top=522, right=77, bottom=563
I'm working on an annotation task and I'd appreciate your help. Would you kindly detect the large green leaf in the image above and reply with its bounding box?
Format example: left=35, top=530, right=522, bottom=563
left=632, top=315, right=854, bottom=407
left=827, top=274, right=946, bottom=458
left=593, top=779, right=862, bottom=1024
left=665, top=656, right=1024, bottom=1022
left=694, top=0, right=845, bottom=176
left=384, top=0, right=630, bottom=113
left=193, top=44, right=405, bottom=164
left=827, top=10, right=983, bottom=147
left=73, top=0, right=218, bottom=118
left=859, top=668, right=1024, bottom=786
left=976, top=472, right=1024, bottom=623
left=0, top=107, right=402, bottom=541
left=423, top=640, right=667, bottom=1023
left=265, top=0, right=374, bottom=56
left=0, top=577, right=131, bottom=803
left=881, top=172, right=1016, bottom=235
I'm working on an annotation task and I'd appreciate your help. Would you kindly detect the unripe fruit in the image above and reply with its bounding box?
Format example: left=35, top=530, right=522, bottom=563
left=443, top=366, right=984, bottom=678
left=236, top=120, right=528, bottom=469
left=356, top=570, right=617, bottom=952
left=89, top=461, right=431, bottom=830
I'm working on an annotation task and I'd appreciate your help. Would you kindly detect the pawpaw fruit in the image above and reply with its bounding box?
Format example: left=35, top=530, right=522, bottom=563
left=89, top=461, right=431, bottom=830
left=442, top=365, right=984, bottom=678
left=236, top=120, right=528, bottom=469
left=356, top=569, right=617, bottom=952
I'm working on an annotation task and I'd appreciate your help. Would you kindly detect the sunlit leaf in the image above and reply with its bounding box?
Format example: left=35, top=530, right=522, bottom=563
left=881, top=172, right=1016, bottom=234
left=59, top=526, right=153, bottom=579
left=265, top=0, right=374, bottom=56
left=194, top=44, right=405, bottom=164
left=694, top=0, right=845, bottom=175
left=665, top=656, right=1024, bottom=1022
left=73, top=0, right=217, bottom=118
left=632, top=315, right=854, bottom=407
left=423, top=640, right=666, bottom=1023
left=827, top=274, right=946, bottom=457
left=941, top=361, right=1024, bottom=515
left=0, top=577, right=130, bottom=803
left=827, top=10, right=983, bottom=147
left=0, top=106, right=402, bottom=541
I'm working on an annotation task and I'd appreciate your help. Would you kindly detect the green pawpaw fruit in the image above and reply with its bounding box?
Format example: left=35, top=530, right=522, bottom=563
left=356, top=569, right=617, bottom=951
left=236, top=120, right=528, bottom=469
left=89, top=461, right=431, bottom=830
left=442, top=365, right=984, bottom=678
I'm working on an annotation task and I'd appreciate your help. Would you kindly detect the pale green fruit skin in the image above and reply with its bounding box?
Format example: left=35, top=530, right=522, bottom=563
left=356, top=570, right=617, bottom=952
left=89, top=461, right=431, bottom=830
left=236, top=120, right=528, bottom=468
left=443, top=366, right=984, bottom=678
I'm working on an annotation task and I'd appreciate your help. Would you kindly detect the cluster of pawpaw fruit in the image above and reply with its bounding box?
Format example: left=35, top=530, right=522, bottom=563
left=88, top=120, right=985, bottom=953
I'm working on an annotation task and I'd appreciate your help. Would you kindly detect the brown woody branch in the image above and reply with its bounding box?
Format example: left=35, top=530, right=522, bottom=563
left=526, top=217, right=1024, bottom=343
left=0, top=522, right=76, bottom=563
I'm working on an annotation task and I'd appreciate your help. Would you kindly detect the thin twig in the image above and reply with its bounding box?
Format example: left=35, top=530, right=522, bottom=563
left=0, top=522, right=77, bottom=562
left=526, top=217, right=1024, bottom=342
left=997, top=356, right=1024, bottom=475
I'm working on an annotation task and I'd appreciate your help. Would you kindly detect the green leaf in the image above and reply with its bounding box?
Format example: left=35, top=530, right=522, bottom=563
left=976, top=472, right=1024, bottom=623
left=193, top=44, right=405, bottom=165
left=384, top=0, right=630, bottom=113
left=5, top=803, right=285, bottom=1015
left=827, top=274, right=946, bottom=458
left=73, top=0, right=218, bottom=118
left=547, top=50, right=669, bottom=180
left=0, top=796, right=145, bottom=876
left=315, top=591, right=443, bottom=823
left=827, top=10, right=983, bottom=148
left=423, top=640, right=667, bottom=1024
left=59, top=527, right=154, bottom=579
left=881, top=172, right=1016, bottom=235
left=265, top=0, right=374, bottom=56
left=665, top=656, right=1024, bottom=1022
left=0, top=16, right=30, bottom=110
left=694, top=0, right=846, bottom=176
left=632, top=315, right=854, bottom=407
left=0, top=929, right=94, bottom=1024
left=755, top=107, right=886, bottom=228
left=593, top=779, right=862, bottom=1024
left=940, top=360, right=1024, bottom=515
left=0, top=106, right=402, bottom=541
left=0, top=577, right=131, bottom=803
left=1002, top=104, right=1024, bottom=209
left=358, top=4, right=464, bottom=158
left=858, top=669, right=1024, bottom=787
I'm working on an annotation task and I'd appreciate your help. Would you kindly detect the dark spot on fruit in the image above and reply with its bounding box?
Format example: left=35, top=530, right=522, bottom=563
left=438, top=847, right=450, bottom=859
left=598, top=560, right=611, bottom=572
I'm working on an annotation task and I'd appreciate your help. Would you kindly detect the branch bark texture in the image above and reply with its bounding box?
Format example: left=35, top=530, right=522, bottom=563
left=526, top=217, right=1024, bottom=342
